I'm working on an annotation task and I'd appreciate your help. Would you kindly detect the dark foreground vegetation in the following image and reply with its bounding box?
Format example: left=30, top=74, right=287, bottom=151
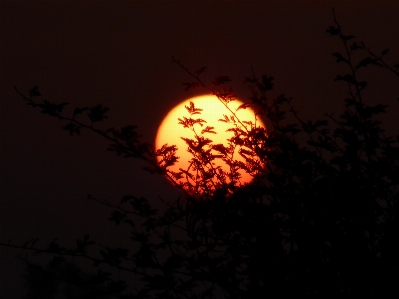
left=2, top=12, right=398, bottom=298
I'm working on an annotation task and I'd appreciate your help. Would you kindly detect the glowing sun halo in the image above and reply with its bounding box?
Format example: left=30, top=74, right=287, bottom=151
left=155, top=94, right=266, bottom=193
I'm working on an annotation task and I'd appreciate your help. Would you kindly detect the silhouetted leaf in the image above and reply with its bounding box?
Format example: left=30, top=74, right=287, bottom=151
left=341, top=34, right=355, bottom=41
left=201, top=126, right=216, bottom=134
left=218, top=114, right=231, bottom=123
left=381, top=48, right=390, bottom=56
left=350, top=42, right=363, bottom=51
left=236, top=102, right=251, bottom=111
left=184, top=101, right=203, bottom=115
left=88, top=105, right=109, bottom=122
left=212, top=143, right=228, bottom=155
left=355, top=57, right=383, bottom=69
left=73, top=106, right=89, bottom=116
left=332, top=52, right=349, bottom=64
left=62, top=122, right=82, bottom=135
left=183, top=82, right=201, bottom=91
left=260, top=75, right=274, bottom=91
left=326, top=25, right=340, bottom=36
left=38, top=100, right=68, bottom=116
left=212, top=76, right=231, bottom=86
left=108, top=211, right=126, bottom=225
left=194, top=66, right=207, bottom=76
left=29, top=86, right=41, bottom=97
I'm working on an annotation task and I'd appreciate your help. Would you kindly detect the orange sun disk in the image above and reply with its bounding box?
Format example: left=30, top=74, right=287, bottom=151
left=155, top=94, right=266, bottom=195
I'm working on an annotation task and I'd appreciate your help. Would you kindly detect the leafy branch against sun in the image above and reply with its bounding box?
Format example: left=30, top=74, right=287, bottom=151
left=159, top=91, right=269, bottom=198
left=185, top=101, right=203, bottom=115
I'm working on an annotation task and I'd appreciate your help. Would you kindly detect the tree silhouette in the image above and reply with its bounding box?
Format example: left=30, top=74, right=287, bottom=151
left=2, top=12, right=398, bottom=297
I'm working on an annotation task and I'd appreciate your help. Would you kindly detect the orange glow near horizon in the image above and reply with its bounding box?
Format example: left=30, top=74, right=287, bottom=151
left=155, top=94, right=266, bottom=194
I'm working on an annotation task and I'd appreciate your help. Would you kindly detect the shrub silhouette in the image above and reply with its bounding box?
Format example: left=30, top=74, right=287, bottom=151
left=2, top=13, right=398, bottom=297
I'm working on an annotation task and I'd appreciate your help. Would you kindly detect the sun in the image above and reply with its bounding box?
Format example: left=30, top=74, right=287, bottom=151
left=155, top=94, right=266, bottom=196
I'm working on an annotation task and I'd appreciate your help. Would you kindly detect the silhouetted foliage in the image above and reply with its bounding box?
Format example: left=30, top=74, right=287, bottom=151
left=2, top=12, right=399, bottom=297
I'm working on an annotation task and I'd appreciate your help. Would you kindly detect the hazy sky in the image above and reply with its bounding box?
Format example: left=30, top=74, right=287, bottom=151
left=1, top=1, right=399, bottom=297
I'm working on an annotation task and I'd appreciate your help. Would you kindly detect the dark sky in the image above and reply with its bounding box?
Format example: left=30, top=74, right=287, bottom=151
left=1, top=1, right=399, bottom=297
